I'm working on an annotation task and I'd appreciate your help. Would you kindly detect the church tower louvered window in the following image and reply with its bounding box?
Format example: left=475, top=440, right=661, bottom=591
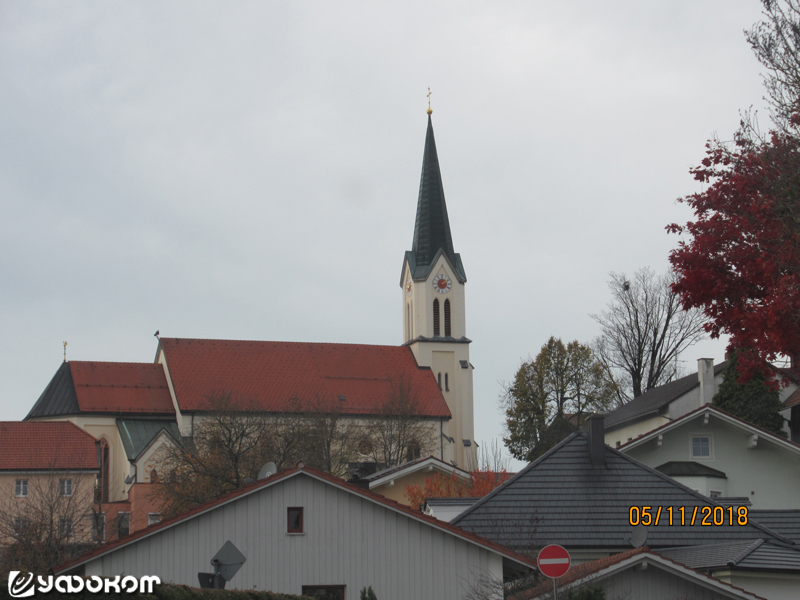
left=433, top=299, right=440, bottom=336
left=444, top=299, right=451, bottom=337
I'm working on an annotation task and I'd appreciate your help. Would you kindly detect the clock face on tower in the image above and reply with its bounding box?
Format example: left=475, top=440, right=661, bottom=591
left=405, top=280, right=413, bottom=296
left=433, top=274, right=452, bottom=294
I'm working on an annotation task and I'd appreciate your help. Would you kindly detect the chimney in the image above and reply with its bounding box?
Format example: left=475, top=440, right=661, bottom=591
left=698, top=358, right=716, bottom=406
left=587, top=415, right=606, bottom=467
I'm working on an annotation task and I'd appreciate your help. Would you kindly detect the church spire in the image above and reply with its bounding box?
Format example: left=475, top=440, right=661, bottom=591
left=410, top=115, right=465, bottom=281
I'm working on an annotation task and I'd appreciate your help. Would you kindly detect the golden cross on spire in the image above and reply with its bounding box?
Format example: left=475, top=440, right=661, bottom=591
left=427, top=87, right=432, bottom=115
left=63, top=341, right=67, bottom=363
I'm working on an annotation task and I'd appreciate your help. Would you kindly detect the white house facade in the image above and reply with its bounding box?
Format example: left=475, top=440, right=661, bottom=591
left=55, top=464, right=534, bottom=599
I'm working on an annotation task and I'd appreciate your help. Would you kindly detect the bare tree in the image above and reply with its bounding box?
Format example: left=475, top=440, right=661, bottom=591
left=156, top=393, right=360, bottom=517
left=364, top=376, right=438, bottom=468
left=592, top=268, right=706, bottom=403
left=0, top=468, right=97, bottom=575
left=746, top=0, right=800, bottom=133
left=156, top=393, right=291, bottom=517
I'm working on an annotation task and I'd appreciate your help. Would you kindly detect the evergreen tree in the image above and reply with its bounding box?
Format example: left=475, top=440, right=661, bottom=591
left=713, top=353, right=787, bottom=436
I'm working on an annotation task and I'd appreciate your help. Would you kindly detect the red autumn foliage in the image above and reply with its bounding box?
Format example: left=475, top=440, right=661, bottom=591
left=668, top=131, right=800, bottom=383
left=403, top=469, right=511, bottom=511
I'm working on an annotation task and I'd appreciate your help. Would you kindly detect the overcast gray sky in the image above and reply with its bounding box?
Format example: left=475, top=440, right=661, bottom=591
left=1, top=1, right=768, bottom=468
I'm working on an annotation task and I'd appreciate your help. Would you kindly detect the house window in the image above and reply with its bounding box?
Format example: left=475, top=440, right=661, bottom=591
left=406, top=439, right=421, bottom=462
left=287, top=507, right=304, bottom=534
left=444, top=299, right=451, bottom=336
left=710, top=490, right=723, bottom=499
left=148, top=513, right=161, bottom=526
left=59, top=517, right=73, bottom=538
left=433, top=299, right=440, bottom=336
left=691, top=435, right=713, bottom=460
left=14, top=479, right=28, bottom=497
left=117, top=512, right=130, bottom=538
left=13, top=517, right=29, bottom=536
left=302, top=585, right=345, bottom=600
left=94, top=512, right=105, bottom=542
left=149, top=468, right=159, bottom=484
left=59, top=479, right=73, bottom=497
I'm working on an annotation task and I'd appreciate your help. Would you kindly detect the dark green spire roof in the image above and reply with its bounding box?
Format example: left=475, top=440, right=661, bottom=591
left=404, top=115, right=466, bottom=283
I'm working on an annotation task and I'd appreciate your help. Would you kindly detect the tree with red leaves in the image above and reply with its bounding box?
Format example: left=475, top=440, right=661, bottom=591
left=667, top=130, right=800, bottom=382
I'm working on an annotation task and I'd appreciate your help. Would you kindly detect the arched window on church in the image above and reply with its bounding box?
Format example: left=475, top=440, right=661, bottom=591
left=445, top=373, right=449, bottom=392
left=406, top=304, right=411, bottom=341
left=437, top=373, right=442, bottom=390
left=444, top=299, right=451, bottom=337
left=406, top=439, right=421, bottom=463
left=433, top=299, right=440, bottom=336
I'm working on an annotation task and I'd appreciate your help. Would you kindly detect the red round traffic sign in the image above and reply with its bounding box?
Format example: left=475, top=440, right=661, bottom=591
left=537, top=545, right=571, bottom=578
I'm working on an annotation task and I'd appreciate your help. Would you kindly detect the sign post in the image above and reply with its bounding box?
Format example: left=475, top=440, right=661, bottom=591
left=537, top=545, right=571, bottom=600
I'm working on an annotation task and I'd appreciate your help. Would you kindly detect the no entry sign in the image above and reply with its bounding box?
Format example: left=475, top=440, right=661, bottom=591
left=537, top=545, right=571, bottom=578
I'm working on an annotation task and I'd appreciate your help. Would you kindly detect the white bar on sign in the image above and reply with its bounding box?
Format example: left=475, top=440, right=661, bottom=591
left=539, top=558, right=569, bottom=564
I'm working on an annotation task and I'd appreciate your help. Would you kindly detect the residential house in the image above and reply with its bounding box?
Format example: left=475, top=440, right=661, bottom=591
left=355, top=455, right=470, bottom=506
left=604, top=359, right=798, bottom=449
left=0, top=421, right=99, bottom=547
left=512, top=546, right=766, bottom=600
left=54, top=463, right=535, bottom=599
left=617, top=405, right=800, bottom=509
left=451, top=417, right=800, bottom=599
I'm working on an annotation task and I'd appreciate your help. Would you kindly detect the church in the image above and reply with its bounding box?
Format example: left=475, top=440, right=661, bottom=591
left=22, top=109, right=477, bottom=535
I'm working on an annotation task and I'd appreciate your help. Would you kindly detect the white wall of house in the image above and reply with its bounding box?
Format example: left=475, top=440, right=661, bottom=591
left=592, top=566, right=752, bottom=600
left=605, top=415, right=670, bottom=449
left=718, top=571, right=800, bottom=600
left=622, top=416, right=800, bottom=509
left=82, top=472, right=506, bottom=599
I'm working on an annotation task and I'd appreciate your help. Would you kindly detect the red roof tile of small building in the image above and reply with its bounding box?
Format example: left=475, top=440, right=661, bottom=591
left=784, top=386, right=800, bottom=408
left=0, top=421, right=99, bottom=471
left=71, top=362, right=175, bottom=414
left=158, top=338, right=451, bottom=417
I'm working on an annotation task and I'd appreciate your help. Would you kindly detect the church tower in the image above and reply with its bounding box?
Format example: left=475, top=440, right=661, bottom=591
left=400, top=109, right=475, bottom=468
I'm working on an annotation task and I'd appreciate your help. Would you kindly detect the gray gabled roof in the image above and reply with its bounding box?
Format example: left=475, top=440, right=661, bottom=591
left=402, top=115, right=466, bottom=284
left=604, top=362, right=727, bottom=429
left=749, top=510, right=800, bottom=544
left=451, top=432, right=788, bottom=551
left=116, top=419, right=182, bottom=461
left=656, top=461, right=727, bottom=478
left=25, top=362, right=80, bottom=419
left=659, top=539, right=800, bottom=573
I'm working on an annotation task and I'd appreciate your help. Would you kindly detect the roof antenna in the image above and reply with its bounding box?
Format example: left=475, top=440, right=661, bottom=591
left=427, top=87, right=432, bottom=115
left=63, top=341, right=67, bottom=363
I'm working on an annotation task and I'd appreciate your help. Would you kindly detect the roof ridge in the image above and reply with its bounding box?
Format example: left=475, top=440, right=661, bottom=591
left=451, top=432, right=583, bottom=525
left=729, top=539, right=765, bottom=566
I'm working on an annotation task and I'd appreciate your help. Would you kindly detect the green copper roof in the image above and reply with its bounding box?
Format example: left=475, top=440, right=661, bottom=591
left=405, top=116, right=466, bottom=283
left=116, top=419, right=182, bottom=461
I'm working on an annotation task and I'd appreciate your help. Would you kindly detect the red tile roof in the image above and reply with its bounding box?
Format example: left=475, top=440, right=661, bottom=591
left=158, top=338, right=451, bottom=417
left=55, top=463, right=535, bottom=575
left=0, top=421, right=99, bottom=471
left=71, top=362, right=175, bottom=414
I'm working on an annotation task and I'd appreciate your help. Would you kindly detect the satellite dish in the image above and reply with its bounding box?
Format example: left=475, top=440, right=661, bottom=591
left=630, top=524, right=648, bottom=548
left=258, top=462, right=278, bottom=480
